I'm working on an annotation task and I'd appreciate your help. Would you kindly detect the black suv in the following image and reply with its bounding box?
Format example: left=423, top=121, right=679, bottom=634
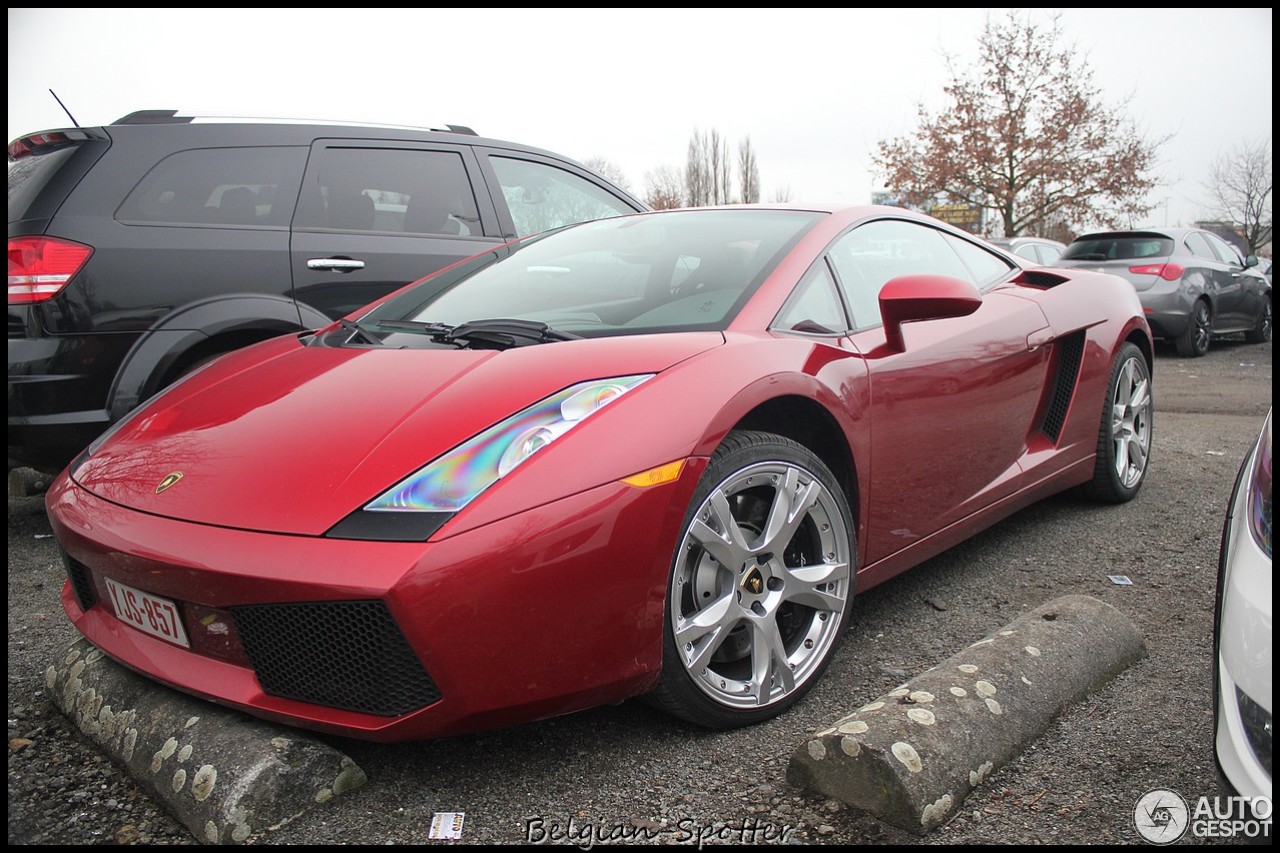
left=8, top=110, right=647, bottom=473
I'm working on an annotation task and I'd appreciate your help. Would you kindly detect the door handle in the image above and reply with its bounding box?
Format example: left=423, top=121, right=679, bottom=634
left=307, top=258, right=366, bottom=272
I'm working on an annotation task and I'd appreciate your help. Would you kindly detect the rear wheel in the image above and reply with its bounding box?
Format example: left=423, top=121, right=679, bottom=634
left=649, top=431, right=855, bottom=729
left=1244, top=297, right=1272, bottom=344
left=1175, top=300, right=1212, bottom=357
left=1080, top=342, right=1153, bottom=503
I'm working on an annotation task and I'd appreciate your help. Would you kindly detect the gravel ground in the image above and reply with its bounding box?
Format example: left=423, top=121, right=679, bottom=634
left=8, top=335, right=1271, bottom=846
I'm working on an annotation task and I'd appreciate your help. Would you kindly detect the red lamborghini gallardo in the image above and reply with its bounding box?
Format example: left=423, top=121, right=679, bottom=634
left=46, top=205, right=1154, bottom=741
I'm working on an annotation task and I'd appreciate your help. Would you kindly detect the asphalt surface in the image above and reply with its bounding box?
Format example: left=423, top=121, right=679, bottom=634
left=7, top=333, right=1272, bottom=846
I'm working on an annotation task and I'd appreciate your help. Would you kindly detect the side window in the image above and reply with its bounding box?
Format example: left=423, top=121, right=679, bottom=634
left=942, top=232, right=1016, bottom=285
left=489, top=156, right=636, bottom=238
left=294, top=147, right=480, bottom=236
left=1037, top=244, right=1063, bottom=264
left=1204, top=232, right=1244, bottom=266
left=116, top=146, right=307, bottom=227
left=1015, top=245, right=1039, bottom=261
left=1184, top=231, right=1216, bottom=260
left=828, top=219, right=974, bottom=329
left=772, top=260, right=848, bottom=335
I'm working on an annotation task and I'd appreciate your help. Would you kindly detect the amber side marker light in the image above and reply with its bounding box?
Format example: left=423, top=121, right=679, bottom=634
left=621, top=459, right=686, bottom=488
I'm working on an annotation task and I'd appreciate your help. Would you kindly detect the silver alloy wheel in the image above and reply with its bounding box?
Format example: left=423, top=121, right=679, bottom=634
left=669, top=461, right=851, bottom=710
left=1191, top=302, right=1212, bottom=354
left=1111, top=354, right=1153, bottom=489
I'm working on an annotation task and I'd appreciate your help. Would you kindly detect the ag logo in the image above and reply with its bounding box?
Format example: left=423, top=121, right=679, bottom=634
left=155, top=472, right=184, bottom=494
left=1134, top=789, right=1188, bottom=844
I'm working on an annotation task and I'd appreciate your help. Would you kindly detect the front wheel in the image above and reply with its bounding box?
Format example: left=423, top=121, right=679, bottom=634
left=648, top=430, right=855, bottom=729
left=1080, top=342, right=1153, bottom=503
left=1243, top=297, right=1272, bottom=344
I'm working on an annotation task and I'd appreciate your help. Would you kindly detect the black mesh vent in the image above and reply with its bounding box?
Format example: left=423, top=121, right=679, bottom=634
left=61, top=550, right=97, bottom=612
left=1042, top=331, right=1086, bottom=442
left=231, top=600, right=440, bottom=717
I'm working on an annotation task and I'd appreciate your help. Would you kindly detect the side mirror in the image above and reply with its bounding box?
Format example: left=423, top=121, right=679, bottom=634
left=1246, top=254, right=1259, bottom=269
left=879, top=274, right=983, bottom=352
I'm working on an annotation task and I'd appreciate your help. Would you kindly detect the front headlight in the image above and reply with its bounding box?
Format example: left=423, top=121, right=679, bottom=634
left=1248, top=410, right=1272, bottom=559
left=326, top=375, right=652, bottom=541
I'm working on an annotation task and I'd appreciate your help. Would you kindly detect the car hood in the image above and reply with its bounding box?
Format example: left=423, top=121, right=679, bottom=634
left=72, top=332, right=723, bottom=535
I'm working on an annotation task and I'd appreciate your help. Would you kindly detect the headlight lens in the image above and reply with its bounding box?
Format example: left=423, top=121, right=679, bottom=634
left=1248, top=410, right=1272, bottom=559
left=365, top=375, right=652, bottom=513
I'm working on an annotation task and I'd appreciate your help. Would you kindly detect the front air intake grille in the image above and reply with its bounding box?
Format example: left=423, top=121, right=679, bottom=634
left=1041, top=331, right=1086, bottom=442
left=61, top=551, right=97, bottom=612
left=231, top=600, right=440, bottom=717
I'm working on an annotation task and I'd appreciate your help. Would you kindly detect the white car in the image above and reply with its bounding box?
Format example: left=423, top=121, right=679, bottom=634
left=1215, top=407, right=1272, bottom=808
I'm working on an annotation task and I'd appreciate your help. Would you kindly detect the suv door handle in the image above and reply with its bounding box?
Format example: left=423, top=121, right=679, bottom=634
left=307, top=258, right=366, bottom=272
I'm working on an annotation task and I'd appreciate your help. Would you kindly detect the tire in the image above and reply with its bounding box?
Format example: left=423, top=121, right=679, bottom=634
left=648, top=430, right=855, bottom=729
left=1080, top=342, right=1153, bottom=503
left=1243, top=296, right=1272, bottom=344
left=1174, top=300, right=1212, bottom=357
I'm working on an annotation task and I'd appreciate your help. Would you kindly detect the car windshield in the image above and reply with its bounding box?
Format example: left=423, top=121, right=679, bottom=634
left=1061, top=234, right=1174, bottom=261
left=359, top=209, right=822, bottom=342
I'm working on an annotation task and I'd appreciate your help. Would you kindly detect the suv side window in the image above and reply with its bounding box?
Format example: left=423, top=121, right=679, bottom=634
left=489, top=156, right=636, bottom=238
left=293, top=146, right=481, bottom=236
left=116, top=146, right=307, bottom=227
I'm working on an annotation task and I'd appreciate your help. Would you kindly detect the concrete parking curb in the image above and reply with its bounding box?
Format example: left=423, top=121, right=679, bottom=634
left=786, top=594, right=1146, bottom=834
left=46, top=637, right=367, bottom=844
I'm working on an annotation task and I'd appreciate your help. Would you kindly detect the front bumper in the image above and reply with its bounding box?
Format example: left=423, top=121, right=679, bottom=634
left=47, top=461, right=704, bottom=741
left=1214, top=445, right=1272, bottom=802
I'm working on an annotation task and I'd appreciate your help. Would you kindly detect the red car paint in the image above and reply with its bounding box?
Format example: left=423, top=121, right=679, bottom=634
left=47, top=205, right=1152, bottom=741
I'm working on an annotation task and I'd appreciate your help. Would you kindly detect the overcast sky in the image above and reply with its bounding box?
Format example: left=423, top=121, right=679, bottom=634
left=7, top=8, right=1273, bottom=232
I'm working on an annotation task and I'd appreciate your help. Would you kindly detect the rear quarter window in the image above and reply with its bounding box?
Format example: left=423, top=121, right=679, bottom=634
left=115, top=146, right=307, bottom=227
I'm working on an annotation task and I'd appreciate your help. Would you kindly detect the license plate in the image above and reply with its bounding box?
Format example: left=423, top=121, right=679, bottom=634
left=105, top=578, right=190, bottom=648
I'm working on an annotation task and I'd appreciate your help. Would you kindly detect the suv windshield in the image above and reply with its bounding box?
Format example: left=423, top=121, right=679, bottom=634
left=360, top=209, right=822, bottom=341
left=1062, top=234, right=1174, bottom=261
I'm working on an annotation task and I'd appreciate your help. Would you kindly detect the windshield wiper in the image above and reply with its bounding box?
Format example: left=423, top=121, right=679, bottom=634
left=337, top=318, right=384, bottom=346
left=374, top=319, right=457, bottom=336
left=375, top=318, right=578, bottom=350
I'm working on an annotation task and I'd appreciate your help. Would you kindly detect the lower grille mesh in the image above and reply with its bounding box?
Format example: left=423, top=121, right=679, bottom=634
left=1042, top=331, right=1086, bottom=442
left=232, top=600, right=440, bottom=717
left=61, top=551, right=98, bottom=612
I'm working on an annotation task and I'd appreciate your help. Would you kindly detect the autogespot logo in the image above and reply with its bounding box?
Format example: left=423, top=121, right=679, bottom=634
left=1134, top=789, right=1189, bottom=844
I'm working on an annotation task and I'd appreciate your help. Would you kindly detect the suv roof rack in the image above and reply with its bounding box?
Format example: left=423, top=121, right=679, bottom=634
left=111, top=110, right=477, bottom=136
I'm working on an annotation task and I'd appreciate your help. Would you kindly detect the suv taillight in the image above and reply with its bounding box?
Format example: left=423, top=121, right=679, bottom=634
left=8, top=237, right=93, bottom=304
left=7, top=130, right=86, bottom=161
left=1128, top=263, right=1183, bottom=281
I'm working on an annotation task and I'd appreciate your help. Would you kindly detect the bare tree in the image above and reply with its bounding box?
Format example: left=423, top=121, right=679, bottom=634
left=1205, top=139, right=1273, bottom=255
left=581, top=156, right=633, bottom=194
left=873, top=11, right=1166, bottom=236
left=685, top=129, right=711, bottom=207
left=685, top=128, right=734, bottom=206
left=738, top=137, right=760, bottom=204
left=771, top=185, right=793, bottom=203
left=643, top=166, right=685, bottom=210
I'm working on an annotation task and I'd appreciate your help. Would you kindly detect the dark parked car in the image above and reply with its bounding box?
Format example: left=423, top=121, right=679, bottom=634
left=986, top=235, right=1066, bottom=265
left=1056, top=228, right=1271, bottom=357
left=8, top=110, right=647, bottom=473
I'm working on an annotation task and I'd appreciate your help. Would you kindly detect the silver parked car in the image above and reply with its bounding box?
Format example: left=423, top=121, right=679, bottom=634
left=986, top=235, right=1066, bottom=265
left=1057, top=229, right=1272, bottom=357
